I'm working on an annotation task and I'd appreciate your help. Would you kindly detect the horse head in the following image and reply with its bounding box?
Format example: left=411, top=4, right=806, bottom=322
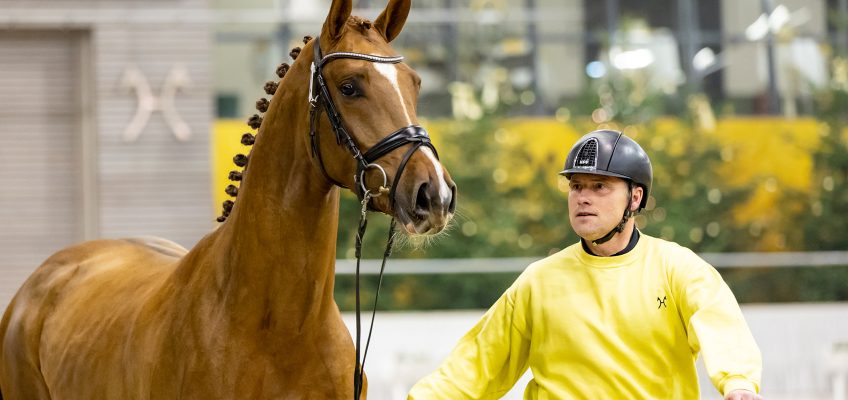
left=308, top=0, right=457, bottom=235
left=222, top=0, right=456, bottom=236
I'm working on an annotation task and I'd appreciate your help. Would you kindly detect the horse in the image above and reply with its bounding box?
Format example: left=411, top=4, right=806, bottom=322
left=0, top=0, right=456, bottom=398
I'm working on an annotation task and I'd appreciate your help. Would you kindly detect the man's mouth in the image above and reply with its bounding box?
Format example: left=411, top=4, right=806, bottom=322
left=576, top=212, right=596, bottom=217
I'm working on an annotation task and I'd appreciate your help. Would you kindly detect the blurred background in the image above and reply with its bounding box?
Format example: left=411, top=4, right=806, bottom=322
left=1, top=0, right=847, bottom=398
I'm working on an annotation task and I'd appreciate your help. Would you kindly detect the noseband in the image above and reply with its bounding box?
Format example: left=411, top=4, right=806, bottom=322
left=307, top=36, right=440, bottom=400
left=308, top=37, right=439, bottom=209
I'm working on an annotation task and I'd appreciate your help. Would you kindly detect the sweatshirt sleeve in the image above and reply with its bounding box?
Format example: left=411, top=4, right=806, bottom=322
left=672, top=250, right=762, bottom=396
left=407, top=283, right=531, bottom=400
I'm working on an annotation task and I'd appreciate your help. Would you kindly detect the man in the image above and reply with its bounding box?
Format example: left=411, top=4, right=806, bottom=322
left=408, top=130, right=762, bottom=399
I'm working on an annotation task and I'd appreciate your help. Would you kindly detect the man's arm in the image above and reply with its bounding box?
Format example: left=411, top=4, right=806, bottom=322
left=408, top=284, right=531, bottom=400
left=671, top=249, right=763, bottom=397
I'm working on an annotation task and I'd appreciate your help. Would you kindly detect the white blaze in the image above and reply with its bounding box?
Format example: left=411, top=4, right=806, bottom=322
left=422, top=147, right=452, bottom=205
left=373, top=63, right=412, bottom=125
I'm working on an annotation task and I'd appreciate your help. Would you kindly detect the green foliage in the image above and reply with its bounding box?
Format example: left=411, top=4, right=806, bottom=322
left=722, top=267, right=848, bottom=303
left=571, top=71, right=686, bottom=127
left=803, top=65, right=848, bottom=250
left=636, top=123, right=754, bottom=253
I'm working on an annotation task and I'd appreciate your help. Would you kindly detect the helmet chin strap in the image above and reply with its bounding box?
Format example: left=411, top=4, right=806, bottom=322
left=591, top=184, right=635, bottom=247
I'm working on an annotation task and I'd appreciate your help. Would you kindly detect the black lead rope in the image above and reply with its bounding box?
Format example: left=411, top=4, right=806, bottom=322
left=353, top=191, right=396, bottom=400
left=361, top=218, right=395, bottom=371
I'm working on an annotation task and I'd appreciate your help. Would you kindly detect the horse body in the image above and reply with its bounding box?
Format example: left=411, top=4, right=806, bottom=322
left=0, top=0, right=452, bottom=398
left=2, top=149, right=352, bottom=398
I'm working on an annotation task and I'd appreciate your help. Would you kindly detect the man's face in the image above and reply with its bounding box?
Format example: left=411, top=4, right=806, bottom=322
left=567, top=173, right=638, bottom=241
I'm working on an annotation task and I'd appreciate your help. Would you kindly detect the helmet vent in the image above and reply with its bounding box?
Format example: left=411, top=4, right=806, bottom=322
left=574, top=138, right=598, bottom=170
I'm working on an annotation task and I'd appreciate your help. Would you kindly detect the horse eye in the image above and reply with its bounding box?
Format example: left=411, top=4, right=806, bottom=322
left=340, top=83, right=357, bottom=97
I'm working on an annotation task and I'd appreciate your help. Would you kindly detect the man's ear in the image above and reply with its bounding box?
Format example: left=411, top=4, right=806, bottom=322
left=631, top=186, right=644, bottom=212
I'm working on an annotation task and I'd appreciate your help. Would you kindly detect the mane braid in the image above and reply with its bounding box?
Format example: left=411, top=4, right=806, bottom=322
left=217, top=37, right=314, bottom=223
left=256, top=98, right=270, bottom=112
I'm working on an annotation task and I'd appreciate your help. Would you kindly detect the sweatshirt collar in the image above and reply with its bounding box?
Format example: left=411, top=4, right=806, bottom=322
left=581, top=226, right=640, bottom=257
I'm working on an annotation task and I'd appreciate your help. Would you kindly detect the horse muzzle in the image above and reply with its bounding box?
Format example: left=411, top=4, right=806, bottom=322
left=390, top=149, right=456, bottom=235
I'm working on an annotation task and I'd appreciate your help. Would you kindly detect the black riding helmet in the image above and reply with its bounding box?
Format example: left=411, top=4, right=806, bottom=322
left=559, top=130, right=653, bottom=210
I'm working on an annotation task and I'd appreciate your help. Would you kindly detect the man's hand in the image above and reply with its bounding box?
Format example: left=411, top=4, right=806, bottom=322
left=724, top=389, right=763, bottom=400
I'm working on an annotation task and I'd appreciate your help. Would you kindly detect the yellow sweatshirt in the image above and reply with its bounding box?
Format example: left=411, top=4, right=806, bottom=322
left=408, top=234, right=761, bottom=399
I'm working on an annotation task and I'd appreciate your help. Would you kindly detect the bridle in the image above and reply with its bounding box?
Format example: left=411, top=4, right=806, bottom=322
left=307, top=36, right=439, bottom=400
left=308, top=37, right=438, bottom=208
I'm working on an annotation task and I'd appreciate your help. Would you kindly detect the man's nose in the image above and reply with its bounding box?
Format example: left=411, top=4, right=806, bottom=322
left=573, top=190, right=591, bottom=204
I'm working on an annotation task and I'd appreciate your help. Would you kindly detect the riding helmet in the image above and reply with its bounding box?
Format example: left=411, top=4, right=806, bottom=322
left=559, top=130, right=653, bottom=210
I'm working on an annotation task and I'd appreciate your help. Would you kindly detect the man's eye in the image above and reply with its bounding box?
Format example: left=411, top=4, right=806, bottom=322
left=340, top=83, right=357, bottom=97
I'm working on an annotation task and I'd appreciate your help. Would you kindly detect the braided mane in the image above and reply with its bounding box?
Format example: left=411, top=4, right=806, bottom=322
left=217, top=35, right=314, bottom=223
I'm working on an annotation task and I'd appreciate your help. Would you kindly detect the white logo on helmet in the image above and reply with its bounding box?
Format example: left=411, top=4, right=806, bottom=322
left=573, top=138, right=599, bottom=170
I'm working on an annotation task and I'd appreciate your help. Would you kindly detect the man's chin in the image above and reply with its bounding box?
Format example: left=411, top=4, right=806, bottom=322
left=573, top=229, right=601, bottom=242
left=571, top=225, right=611, bottom=243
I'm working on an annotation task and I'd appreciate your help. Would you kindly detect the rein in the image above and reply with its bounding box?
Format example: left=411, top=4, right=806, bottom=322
left=307, top=36, right=439, bottom=399
left=353, top=190, right=394, bottom=400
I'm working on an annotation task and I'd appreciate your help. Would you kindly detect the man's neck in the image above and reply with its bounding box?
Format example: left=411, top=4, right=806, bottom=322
left=582, top=224, right=638, bottom=257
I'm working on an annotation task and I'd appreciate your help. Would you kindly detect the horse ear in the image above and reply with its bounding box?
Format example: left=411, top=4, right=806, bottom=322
left=374, top=0, right=411, bottom=42
left=323, top=0, right=353, bottom=41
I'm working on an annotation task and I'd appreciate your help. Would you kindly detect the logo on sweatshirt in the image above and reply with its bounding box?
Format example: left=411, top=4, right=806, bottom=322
left=657, top=296, right=668, bottom=309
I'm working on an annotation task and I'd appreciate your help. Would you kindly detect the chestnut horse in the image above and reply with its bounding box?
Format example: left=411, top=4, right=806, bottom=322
left=0, top=0, right=456, bottom=398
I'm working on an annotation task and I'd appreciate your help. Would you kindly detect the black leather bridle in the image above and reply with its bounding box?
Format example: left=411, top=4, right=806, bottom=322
left=307, top=36, right=439, bottom=400
left=308, top=37, right=439, bottom=209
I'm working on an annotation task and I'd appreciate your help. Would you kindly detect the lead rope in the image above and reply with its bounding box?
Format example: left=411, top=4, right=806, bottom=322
left=353, top=189, right=395, bottom=400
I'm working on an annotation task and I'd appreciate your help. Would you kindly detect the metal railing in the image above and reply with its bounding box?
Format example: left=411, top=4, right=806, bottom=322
left=335, top=251, right=848, bottom=275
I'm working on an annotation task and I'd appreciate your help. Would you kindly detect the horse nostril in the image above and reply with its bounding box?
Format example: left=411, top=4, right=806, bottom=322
left=415, top=183, right=430, bottom=215
left=448, top=184, right=457, bottom=213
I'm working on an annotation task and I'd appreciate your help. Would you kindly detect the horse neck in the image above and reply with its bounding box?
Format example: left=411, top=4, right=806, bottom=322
left=179, top=64, right=342, bottom=331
